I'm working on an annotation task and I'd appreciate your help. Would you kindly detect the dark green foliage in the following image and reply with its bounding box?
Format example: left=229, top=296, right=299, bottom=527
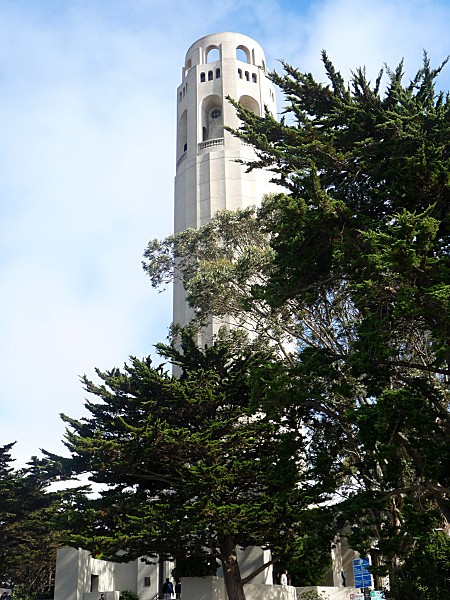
left=387, top=531, right=450, bottom=599
left=275, top=509, right=333, bottom=587
left=144, top=53, right=450, bottom=585
left=227, top=52, right=450, bottom=579
left=11, top=585, right=35, bottom=600
left=0, top=444, right=76, bottom=598
left=171, top=552, right=219, bottom=578
left=119, top=591, right=140, bottom=600
left=52, top=333, right=332, bottom=600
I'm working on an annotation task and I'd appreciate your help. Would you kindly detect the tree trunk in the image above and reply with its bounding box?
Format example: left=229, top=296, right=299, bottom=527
left=218, top=534, right=246, bottom=600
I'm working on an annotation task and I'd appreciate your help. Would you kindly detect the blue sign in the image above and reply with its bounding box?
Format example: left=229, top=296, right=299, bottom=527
left=352, top=557, right=373, bottom=589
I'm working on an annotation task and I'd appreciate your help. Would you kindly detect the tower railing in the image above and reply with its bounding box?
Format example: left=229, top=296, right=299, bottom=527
left=198, top=138, right=224, bottom=151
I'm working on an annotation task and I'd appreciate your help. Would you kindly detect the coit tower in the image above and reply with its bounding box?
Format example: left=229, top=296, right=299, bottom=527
left=174, top=32, right=277, bottom=333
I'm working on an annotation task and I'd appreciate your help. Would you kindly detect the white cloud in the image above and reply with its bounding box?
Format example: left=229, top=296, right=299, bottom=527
left=0, top=2, right=177, bottom=465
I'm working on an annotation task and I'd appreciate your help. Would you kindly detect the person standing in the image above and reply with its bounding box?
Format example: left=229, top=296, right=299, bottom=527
left=175, top=579, right=181, bottom=598
left=162, top=578, right=173, bottom=600
left=280, top=570, right=288, bottom=585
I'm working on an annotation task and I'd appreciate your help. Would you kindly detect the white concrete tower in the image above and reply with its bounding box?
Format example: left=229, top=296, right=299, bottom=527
left=174, top=32, right=277, bottom=330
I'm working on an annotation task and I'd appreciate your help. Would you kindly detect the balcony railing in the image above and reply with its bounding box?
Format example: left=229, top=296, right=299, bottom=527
left=198, top=138, right=224, bottom=151
left=177, top=138, right=255, bottom=170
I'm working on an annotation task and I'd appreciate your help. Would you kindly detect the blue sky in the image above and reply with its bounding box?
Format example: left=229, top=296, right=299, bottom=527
left=1, top=0, right=449, bottom=466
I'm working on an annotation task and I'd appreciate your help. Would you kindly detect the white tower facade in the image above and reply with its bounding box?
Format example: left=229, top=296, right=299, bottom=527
left=174, top=32, right=277, bottom=330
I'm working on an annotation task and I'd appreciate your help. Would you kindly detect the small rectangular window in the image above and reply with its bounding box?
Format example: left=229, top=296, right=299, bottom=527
left=144, top=577, right=151, bottom=587
left=90, top=575, right=99, bottom=593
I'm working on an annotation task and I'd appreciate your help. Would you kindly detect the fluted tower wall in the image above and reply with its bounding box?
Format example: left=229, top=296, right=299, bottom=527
left=174, top=31, right=277, bottom=334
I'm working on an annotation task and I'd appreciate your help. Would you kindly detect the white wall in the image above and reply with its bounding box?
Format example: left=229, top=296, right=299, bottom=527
left=179, top=577, right=296, bottom=600
left=54, top=547, right=83, bottom=600
left=135, top=557, right=160, bottom=600
left=54, top=547, right=173, bottom=600
left=297, top=587, right=359, bottom=600
left=245, top=583, right=297, bottom=600
left=330, top=535, right=359, bottom=588
left=113, top=560, right=137, bottom=594
left=54, top=548, right=142, bottom=600
left=89, top=555, right=116, bottom=592
left=180, top=576, right=226, bottom=600
left=178, top=578, right=358, bottom=600
left=54, top=549, right=360, bottom=600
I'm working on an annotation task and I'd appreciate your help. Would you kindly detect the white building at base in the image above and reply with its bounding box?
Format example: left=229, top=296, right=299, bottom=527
left=53, top=545, right=360, bottom=600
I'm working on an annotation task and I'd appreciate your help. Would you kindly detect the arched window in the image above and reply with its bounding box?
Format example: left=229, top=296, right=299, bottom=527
left=177, top=110, right=188, bottom=157
left=245, top=71, right=250, bottom=81
left=238, top=68, right=242, bottom=79
left=179, top=91, right=182, bottom=102
left=215, top=68, right=221, bottom=79
left=252, top=73, right=257, bottom=83
left=208, top=106, right=223, bottom=139
left=201, top=95, right=223, bottom=142
left=184, top=59, right=192, bottom=77
left=200, top=72, right=205, bottom=82
left=239, top=95, right=260, bottom=115
left=236, top=46, right=250, bottom=63
left=208, top=70, right=213, bottom=81
left=206, top=47, right=220, bottom=63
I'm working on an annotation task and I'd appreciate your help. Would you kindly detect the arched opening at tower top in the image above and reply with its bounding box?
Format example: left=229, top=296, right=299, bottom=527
left=239, top=95, right=260, bottom=116
left=206, top=47, right=220, bottom=63
left=236, top=46, right=250, bottom=63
